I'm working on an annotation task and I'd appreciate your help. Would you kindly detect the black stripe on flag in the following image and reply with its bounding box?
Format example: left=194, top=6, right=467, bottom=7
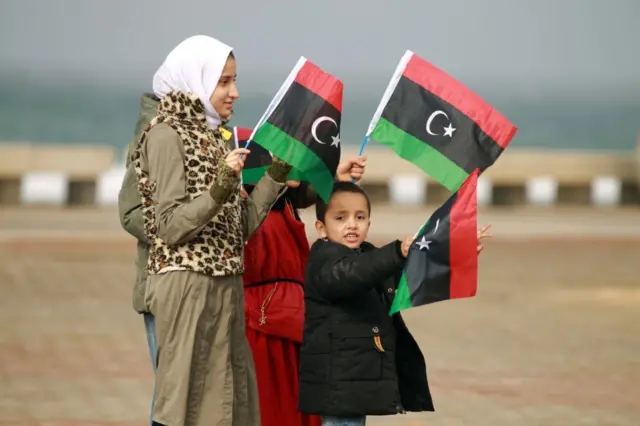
left=406, top=193, right=457, bottom=305
left=381, top=76, right=504, bottom=174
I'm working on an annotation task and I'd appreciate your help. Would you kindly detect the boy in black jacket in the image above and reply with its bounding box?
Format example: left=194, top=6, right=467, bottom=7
left=298, top=181, right=434, bottom=426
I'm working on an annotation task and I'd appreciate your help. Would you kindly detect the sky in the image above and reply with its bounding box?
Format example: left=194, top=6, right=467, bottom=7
left=1, top=0, right=640, bottom=101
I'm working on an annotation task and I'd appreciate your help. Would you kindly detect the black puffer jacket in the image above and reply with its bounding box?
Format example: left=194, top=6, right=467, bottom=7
left=298, top=239, right=434, bottom=417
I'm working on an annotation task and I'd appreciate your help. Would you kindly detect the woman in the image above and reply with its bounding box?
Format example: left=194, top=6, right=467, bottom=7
left=133, top=35, right=292, bottom=426
left=243, top=159, right=366, bottom=426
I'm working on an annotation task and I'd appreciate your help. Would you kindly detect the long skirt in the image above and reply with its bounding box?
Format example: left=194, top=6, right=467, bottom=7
left=246, top=326, right=322, bottom=426
left=147, top=270, right=260, bottom=426
left=245, top=281, right=321, bottom=426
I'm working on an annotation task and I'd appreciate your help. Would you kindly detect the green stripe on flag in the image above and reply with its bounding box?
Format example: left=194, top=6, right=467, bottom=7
left=254, top=123, right=334, bottom=201
left=371, top=118, right=469, bottom=192
left=389, top=218, right=431, bottom=315
left=390, top=271, right=412, bottom=315
left=287, top=168, right=306, bottom=181
left=242, top=166, right=269, bottom=185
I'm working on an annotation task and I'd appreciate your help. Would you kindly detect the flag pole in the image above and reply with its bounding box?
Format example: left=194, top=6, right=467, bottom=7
left=242, top=138, right=252, bottom=159
left=238, top=126, right=250, bottom=159
left=351, top=134, right=369, bottom=183
left=357, top=134, right=369, bottom=156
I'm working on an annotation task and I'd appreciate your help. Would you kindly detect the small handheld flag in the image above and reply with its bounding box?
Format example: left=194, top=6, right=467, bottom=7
left=390, top=169, right=480, bottom=314
left=367, top=50, right=517, bottom=193
left=248, top=57, right=343, bottom=202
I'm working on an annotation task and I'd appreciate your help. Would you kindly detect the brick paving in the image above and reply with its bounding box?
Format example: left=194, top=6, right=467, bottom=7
left=0, top=208, right=639, bottom=425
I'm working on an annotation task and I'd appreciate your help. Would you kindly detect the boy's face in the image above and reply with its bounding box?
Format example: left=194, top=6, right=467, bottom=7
left=315, top=191, right=370, bottom=249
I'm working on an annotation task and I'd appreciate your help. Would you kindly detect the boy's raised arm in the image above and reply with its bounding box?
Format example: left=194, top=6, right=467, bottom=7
left=312, top=241, right=406, bottom=301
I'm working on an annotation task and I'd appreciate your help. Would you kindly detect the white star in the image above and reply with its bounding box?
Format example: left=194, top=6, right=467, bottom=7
left=415, top=236, right=431, bottom=251
left=330, top=134, right=341, bottom=148
left=443, top=123, right=456, bottom=138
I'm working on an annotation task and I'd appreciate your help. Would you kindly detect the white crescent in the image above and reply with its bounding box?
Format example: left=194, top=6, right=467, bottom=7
left=426, top=110, right=449, bottom=136
left=311, top=116, right=338, bottom=144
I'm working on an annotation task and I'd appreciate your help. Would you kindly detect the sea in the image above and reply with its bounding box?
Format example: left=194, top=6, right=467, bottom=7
left=1, top=80, right=638, bottom=161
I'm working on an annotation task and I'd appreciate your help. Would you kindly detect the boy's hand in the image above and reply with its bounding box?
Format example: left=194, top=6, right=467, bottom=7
left=400, top=235, right=414, bottom=258
left=477, top=224, right=492, bottom=255
left=335, top=155, right=367, bottom=182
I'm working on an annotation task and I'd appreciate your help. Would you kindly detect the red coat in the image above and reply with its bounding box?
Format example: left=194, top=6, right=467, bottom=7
left=243, top=201, right=309, bottom=342
left=243, top=198, right=321, bottom=426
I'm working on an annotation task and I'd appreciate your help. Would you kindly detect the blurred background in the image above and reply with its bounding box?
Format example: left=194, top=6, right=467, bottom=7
left=0, top=0, right=638, bottom=425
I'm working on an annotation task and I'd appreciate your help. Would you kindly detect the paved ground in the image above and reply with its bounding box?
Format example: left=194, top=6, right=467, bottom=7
left=0, top=207, right=639, bottom=425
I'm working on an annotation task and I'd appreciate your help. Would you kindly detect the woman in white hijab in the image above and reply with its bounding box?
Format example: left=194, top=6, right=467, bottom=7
left=132, top=35, right=293, bottom=426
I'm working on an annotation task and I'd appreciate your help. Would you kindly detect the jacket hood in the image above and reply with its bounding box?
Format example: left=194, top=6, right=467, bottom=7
left=125, top=93, right=160, bottom=165
left=134, top=92, right=160, bottom=138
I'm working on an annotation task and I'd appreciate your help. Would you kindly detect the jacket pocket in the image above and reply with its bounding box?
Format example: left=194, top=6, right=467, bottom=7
left=330, top=322, right=386, bottom=381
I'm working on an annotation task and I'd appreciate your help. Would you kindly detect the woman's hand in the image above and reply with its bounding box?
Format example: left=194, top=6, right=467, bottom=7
left=477, top=224, right=492, bottom=254
left=225, top=148, right=250, bottom=177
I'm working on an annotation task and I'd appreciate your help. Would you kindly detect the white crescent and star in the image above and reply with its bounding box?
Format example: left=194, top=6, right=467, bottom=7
left=416, top=237, right=431, bottom=251
left=426, top=110, right=456, bottom=138
left=415, top=219, right=440, bottom=251
left=311, top=116, right=340, bottom=148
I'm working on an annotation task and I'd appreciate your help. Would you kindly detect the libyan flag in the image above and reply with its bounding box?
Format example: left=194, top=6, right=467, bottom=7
left=367, top=50, right=518, bottom=192
left=248, top=57, right=342, bottom=202
left=234, top=126, right=305, bottom=185
left=390, top=169, right=479, bottom=315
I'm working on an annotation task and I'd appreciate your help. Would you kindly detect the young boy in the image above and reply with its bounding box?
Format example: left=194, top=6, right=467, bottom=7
left=298, top=181, right=435, bottom=426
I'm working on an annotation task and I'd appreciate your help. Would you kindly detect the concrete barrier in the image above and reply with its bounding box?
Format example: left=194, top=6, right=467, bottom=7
left=344, top=146, right=639, bottom=207
left=0, top=144, right=115, bottom=205
left=0, top=143, right=637, bottom=207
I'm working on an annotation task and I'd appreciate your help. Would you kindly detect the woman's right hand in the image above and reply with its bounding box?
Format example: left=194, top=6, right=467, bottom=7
left=225, top=148, right=250, bottom=177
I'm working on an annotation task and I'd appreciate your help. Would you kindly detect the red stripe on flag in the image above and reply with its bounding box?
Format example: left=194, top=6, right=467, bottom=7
left=403, top=55, right=517, bottom=149
left=294, top=60, right=343, bottom=113
left=449, top=169, right=479, bottom=299
left=235, top=127, right=252, bottom=142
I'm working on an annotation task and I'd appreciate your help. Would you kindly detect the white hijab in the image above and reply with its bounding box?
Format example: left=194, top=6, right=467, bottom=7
left=152, top=35, right=233, bottom=129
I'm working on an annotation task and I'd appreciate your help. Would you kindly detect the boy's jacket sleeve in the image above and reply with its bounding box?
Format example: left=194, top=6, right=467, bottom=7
left=311, top=241, right=405, bottom=301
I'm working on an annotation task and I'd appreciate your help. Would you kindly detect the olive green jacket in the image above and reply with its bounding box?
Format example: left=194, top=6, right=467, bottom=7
left=118, top=93, right=159, bottom=313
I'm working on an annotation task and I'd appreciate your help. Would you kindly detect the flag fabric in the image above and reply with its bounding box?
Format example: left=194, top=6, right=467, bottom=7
left=390, top=169, right=479, bottom=315
left=234, top=126, right=271, bottom=184
left=248, top=57, right=342, bottom=202
left=367, top=50, right=518, bottom=192
left=234, top=126, right=306, bottom=184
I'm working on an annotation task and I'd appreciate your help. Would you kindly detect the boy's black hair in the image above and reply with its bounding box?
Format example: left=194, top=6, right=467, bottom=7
left=315, top=181, right=371, bottom=222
